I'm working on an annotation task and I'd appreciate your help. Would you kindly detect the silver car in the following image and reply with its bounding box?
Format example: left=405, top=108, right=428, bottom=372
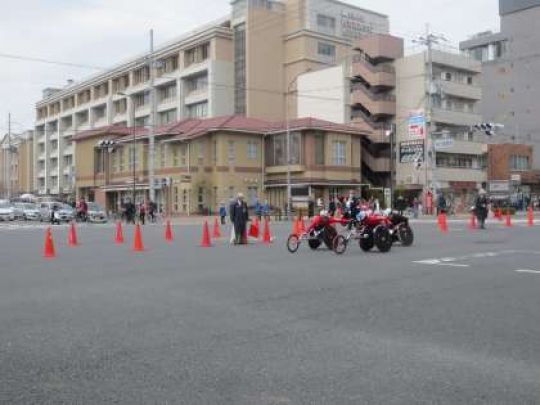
left=0, top=203, right=15, bottom=221
left=87, top=202, right=108, bottom=223
left=39, top=202, right=74, bottom=223
left=15, top=203, right=41, bottom=221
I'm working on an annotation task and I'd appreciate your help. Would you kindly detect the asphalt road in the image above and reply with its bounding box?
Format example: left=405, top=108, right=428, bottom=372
left=1, top=220, right=539, bottom=404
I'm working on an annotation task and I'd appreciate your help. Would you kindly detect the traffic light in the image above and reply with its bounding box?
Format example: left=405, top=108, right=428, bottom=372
left=472, top=123, right=504, bottom=137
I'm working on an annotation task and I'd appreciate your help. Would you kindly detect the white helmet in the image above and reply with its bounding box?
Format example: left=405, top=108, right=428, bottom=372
left=319, top=210, right=329, bottom=217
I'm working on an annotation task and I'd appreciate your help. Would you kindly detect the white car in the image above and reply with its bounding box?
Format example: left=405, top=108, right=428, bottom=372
left=0, top=203, right=15, bottom=221
left=87, top=202, right=108, bottom=223
left=15, top=203, right=41, bottom=221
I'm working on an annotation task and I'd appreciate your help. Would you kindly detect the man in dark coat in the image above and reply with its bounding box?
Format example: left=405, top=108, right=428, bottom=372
left=475, top=189, right=489, bottom=229
left=230, top=193, right=249, bottom=245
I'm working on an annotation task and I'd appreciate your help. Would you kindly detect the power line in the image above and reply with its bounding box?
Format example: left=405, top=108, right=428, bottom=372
left=0, top=52, right=105, bottom=70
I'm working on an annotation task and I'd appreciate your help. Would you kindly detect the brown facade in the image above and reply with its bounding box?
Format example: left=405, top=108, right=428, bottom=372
left=488, top=143, right=540, bottom=185
left=73, top=116, right=368, bottom=215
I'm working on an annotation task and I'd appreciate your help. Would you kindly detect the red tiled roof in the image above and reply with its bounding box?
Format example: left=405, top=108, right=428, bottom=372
left=74, top=115, right=369, bottom=143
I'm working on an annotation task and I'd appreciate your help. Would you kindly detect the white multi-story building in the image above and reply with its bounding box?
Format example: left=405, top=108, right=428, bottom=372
left=34, top=18, right=234, bottom=197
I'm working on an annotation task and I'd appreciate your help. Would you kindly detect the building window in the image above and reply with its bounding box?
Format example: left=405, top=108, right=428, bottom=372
left=134, top=91, right=150, bottom=109
left=317, top=14, right=336, bottom=35
left=186, top=74, right=208, bottom=95
left=93, top=105, right=106, bottom=121
left=187, top=102, right=208, bottom=118
left=184, top=43, right=209, bottom=67
left=112, top=74, right=129, bottom=93
left=198, top=142, right=205, bottom=165
left=318, top=42, right=336, bottom=62
left=247, top=140, right=258, bottom=160
left=157, top=55, right=179, bottom=76
left=133, top=66, right=150, bottom=85
left=234, top=23, right=246, bottom=115
left=134, top=116, right=150, bottom=127
left=128, top=145, right=139, bottom=170
left=198, top=187, right=204, bottom=211
left=314, top=133, right=325, bottom=165
left=247, top=186, right=258, bottom=206
left=158, top=143, right=167, bottom=168
left=159, top=109, right=177, bottom=125
left=228, top=140, right=235, bottom=165
left=180, top=144, right=187, bottom=166
left=332, top=141, right=346, bottom=166
left=182, top=189, right=187, bottom=212
left=510, top=155, right=530, bottom=171
left=158, top=84, right=177, bottom=103
left=114, top=99, right=127, bottom=115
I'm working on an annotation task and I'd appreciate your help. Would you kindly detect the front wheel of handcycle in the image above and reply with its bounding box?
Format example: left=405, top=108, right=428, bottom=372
left=333, top=235, right=348, bottom=255
left=308, top=239, right=322, bottom=250
left=287, top=234, right=301, bottom=253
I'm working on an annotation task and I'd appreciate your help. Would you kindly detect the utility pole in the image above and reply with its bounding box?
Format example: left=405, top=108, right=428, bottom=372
left=7, top=113, right=11, bottom=200
left=413, top=25, right=447, bottom=208
left=148, top=29, right=156, bottom=202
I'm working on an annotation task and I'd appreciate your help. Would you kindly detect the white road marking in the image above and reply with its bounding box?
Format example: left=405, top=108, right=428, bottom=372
left=515, top=269, right=540, bottom=275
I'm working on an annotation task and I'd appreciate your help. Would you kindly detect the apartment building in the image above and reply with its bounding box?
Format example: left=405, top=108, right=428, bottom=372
left=297, top=33, right=403, bottom=190
left=34, top=0, right=390, bottom=199
left=0, top=131, right=34, bottom=198
left=73, top=115, right=368, bottom=214
left=34, top=19, right=235, bottom=198
left=460, top=0, right=540, bottom=168
left=394, top=50, right=486, bottom=211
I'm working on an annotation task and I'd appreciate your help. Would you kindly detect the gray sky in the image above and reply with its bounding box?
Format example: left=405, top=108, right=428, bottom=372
left=0, top=0, right=500, bottom=131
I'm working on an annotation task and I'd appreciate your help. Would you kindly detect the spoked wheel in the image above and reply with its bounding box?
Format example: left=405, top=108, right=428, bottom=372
left=359, top=231, right=374, bottom=251
left=308, top=239, right=322, bottom=250
left=333, top=235, right=348, bottom=255
left=398, top=225, right=414, bottom=247
left=374, top=226, right=392, bottom=253
left=287, top=234, right=301, bottom=253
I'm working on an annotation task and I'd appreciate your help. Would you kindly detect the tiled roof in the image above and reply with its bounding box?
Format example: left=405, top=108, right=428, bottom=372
left=74, top=115, right=369, bottom=143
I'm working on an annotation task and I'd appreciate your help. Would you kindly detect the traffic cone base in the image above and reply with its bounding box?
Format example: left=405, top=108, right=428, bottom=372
left=528, top=207, right=534, bottom=227
left=44, top=228, right=56, bottom=259
left=468, top=213, right=477, bottom=231
left=133, top=224, right=145, bottom=252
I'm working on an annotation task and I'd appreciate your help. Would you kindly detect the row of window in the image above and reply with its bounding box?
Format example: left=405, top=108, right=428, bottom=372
left=38, top=43, right=210, bottom=119
left=107, top=140, right=260, bottom=173
left=510, top=155, right=530, bottom=171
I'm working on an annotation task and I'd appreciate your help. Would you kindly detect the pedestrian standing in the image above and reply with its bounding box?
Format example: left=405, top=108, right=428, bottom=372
left=475, top=189, right=489, bottom=229
left=219, top=202, right=227, bottom=225
left=230, top=193, right=249, bottom=245
left=139, top=202, right=146, bottom=225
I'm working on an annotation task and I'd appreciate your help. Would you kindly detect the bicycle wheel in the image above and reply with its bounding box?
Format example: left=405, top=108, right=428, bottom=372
left=287, top=234, right=300, bottom=253
left=333, top=235, right=348, bottom=255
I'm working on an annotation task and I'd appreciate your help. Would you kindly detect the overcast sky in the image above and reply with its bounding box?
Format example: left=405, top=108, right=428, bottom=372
left=0, top=0, right=499, bottom=131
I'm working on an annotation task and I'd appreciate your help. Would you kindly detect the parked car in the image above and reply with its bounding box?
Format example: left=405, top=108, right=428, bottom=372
left=15, top=203, right=41, bottom=221
left=87, top=202, right=108, bottom=223
left=11, top=204, right=25, bottom=220
left=0, top=203, right=15, bottom=221
left=39, top=202, right=74, bottom=223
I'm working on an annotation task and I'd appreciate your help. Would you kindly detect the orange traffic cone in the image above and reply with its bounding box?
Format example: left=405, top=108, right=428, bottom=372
left=263, top=218, right=272, bottom=244
left=44, top=227, right=56, bottom=259
left=213, top=217, right=221, bottom=238
left=68, top=221, right=79, bottom=246
left=528, top=207, right=534, bottom=227
left=468, top=213, right=477, bottom=231
left=201, top=221, right=212, bottom=247
left=299, top=217, right=306, bottom=234
left=165, top=220, right=174, bottom=242
left=133, top=223, right=145, bottom=252
left=497, top=208, right=503, bottom=221
left=505, top=209, right=512, bottom=227
left=115, top=221, right=124, bottom=244
left=249, top=217, right=260, bottom=239
left=438, top=212, right=448, bottom=234
left=292, top=219, right=299, bottom=236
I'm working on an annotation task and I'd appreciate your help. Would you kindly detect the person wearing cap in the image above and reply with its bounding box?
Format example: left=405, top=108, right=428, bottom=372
left=230, top=192, right=249, bottom=245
